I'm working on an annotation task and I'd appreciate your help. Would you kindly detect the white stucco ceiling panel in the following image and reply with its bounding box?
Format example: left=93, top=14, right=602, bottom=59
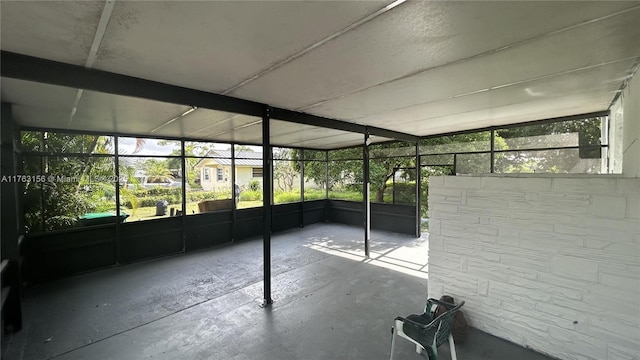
left=353, top=58, right=633, bottom=133
left=284, top=132, right=366, bottom=150
left=270, top=120, right=359, bottom=148
left=305, top=8, right=640, bottom=120
left=406, top=91, right=615, bottom=136
left=0, top=78, right=77, bottom=113
left=151, top=108, right=238, bottom=138
left=229, top=1, right=638, bottom=110
left=190, top=114, right=262, bottom=140
left=210, top=121, right=263, bottom=145
left=73, top=90, right=192, bottom=135
left=2, top=1, right=638, bottom=149
left=92, top=1, right=389, bottom=94
left=10, top=105, right=72, bottom=130
left=0, top=1, right=104, bottom=65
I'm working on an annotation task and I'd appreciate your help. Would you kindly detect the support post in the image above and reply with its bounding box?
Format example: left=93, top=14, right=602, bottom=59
left=261, top=107, right=273, bottom=307
left=363, top=132, right=370, bottom=258
left=325, top=150, right=329, bottom=222
left=453, top=154, right=458, bottom=175
left=392, top=167, right=396, bottom=205
left=114, top=136, right=121, bottom=263
left=231, top=145, right=237, bottom=241
left=180, top=140, right=186, bottom=252
left=415, top=142, right=421, bottom=238
left=1, top=102, right=23, bottom=331
left=490, top=129, right=495, bottom=173
left=300, top=149, right=304, bottom=228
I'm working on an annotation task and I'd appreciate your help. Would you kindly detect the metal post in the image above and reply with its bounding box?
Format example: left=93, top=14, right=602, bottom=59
left=363, top=132, right=370, bottom=258
left=261, top=107, right=273, bottom=307
left=392, top=167, right=396, bottom=205
left=231, top=144, right=237, bottom=241
left=325, top=150, right=329, bottom=222
left=180, top=140, right=186, bottom=252
left=415, top=142, right=421, bottom=238
left=114, top=136, right=121, bottom=263
left=453, top=153, right=458, bottom=175
left=490, top=129, right=495, bottom=173
left=39, top=133, right=45, bottom=231
left=300, top=149, right=304, bottom=228
left=0, top=103, right=23, bottom=331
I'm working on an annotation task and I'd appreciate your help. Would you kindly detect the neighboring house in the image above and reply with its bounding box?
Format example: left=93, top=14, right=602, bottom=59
left=194, top=150, right=263, bottom=191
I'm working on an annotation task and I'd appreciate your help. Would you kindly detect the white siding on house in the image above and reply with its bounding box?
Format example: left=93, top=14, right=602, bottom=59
left=236, top=166, right=262, bottom=189
left=428, top=175, right=640, bottom=360
left=200, top=167, right=214, bottom=191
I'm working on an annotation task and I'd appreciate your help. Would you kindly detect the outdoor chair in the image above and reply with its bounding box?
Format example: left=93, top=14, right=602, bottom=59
left=389, top=298, right=464, bottom=360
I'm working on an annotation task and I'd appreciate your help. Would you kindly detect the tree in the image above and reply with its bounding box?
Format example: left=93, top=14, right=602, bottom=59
left=21, top=132, right=115, bottom=231
left=294, top=147, right=360, bottom=192
left=420, top=131, right=507, bottom=174
left=368, top=144, right=416, bottom=202
left=272, top=148, right=298, bottom=192
left=495, top=117, right=603, bottom=173
left=295, top=144, right=416, bottom=203
left=161, top=141, right=215, bottom=188
left=419, top=131, right=505, bottom=218
left=234, top=145, right=256, bottom=152
left=143, top=159, right=174, bottom=183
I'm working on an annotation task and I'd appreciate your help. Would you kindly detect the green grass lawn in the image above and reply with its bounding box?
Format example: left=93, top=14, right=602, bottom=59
left=123, top=200, right=264, bottom=222
left=121, top=188, right=409, bottom=222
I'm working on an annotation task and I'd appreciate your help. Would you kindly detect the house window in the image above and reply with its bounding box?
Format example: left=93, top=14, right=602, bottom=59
left=203, top=168, right=210, bottom=181
left=252, top=168, right=263, bottom=177
left=217, top=168, right=223, bottom=181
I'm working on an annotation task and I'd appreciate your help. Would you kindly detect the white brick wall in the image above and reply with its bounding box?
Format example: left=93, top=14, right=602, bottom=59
left=428, top=175, right=640, bottom=360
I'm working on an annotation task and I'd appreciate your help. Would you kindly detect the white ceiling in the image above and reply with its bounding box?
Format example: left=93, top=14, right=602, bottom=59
left=1, top=1, right=639, bottom=149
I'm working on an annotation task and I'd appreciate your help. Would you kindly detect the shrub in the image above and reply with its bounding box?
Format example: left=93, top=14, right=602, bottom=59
left=186, top=191, right=221, bottom=203
left=274, top=191, right=301, bottom=204
left=248, top=180, right=260, bottom=191
left=328, top=190, right=363, bottom=201
left=304, top=189, right=326, bottom=200
left=240, top=190, right=262, bottom=201
left=123, top=194, right=182, bottom=208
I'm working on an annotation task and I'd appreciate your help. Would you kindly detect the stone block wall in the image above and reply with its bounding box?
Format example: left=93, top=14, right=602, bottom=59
left=428, top=175, right=639, bottom=360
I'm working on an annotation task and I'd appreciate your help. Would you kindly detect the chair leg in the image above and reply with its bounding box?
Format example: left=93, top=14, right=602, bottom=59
left=426, top=346, right=438, bottom=360
left=389, top=323, right=397, bottom=360
left=449, top=334, right=457, bottom=360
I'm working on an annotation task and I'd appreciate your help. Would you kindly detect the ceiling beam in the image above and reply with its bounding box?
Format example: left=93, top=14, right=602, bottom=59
left=270, top=107, right=418, bottom=143
left=1, top=51, right=265, bottom=118
left=1, top=51, right=418, bottom=143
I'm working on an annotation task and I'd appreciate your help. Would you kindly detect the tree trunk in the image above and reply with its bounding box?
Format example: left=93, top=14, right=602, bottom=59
left=376, top=186, right=385, bottom=202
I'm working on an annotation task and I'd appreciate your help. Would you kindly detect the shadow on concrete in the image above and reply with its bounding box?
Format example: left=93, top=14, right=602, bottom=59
left=5, top=224, right=555, bottom=360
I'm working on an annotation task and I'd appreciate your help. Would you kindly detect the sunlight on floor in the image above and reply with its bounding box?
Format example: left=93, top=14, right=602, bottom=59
left=303, top=234, right=429, bottom=279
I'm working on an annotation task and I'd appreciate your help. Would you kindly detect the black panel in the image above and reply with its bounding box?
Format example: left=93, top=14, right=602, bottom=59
left=370, top=203, right=416, bottom=235
left=328, top=200, right=416, bottom=235
left=119, top=217, right=183, bottom=263
left=272, top=202, right=302, bottom=232
left=23, top=226, right=117, bottom=282
left=328, top=200, right=363, bottom=227
left=235, top=207, right=263, bottom=240
left=184, top=211, right=233, bottom=252
left=303, top=200, right=327, bottom=226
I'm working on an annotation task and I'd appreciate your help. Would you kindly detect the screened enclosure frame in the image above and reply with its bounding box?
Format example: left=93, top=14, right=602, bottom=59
left=1, top=50, right=614, bottom=307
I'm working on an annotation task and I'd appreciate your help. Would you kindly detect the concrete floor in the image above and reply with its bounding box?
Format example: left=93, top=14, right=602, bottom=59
left=4, top=224, right=557, bottom=360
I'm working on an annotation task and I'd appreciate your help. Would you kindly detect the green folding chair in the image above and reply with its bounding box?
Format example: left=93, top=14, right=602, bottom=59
left=390, top=298, right=464, bottom=360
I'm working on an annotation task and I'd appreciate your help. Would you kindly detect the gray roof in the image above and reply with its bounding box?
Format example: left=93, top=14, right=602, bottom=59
left=195, top=150, right=263, bottom=168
